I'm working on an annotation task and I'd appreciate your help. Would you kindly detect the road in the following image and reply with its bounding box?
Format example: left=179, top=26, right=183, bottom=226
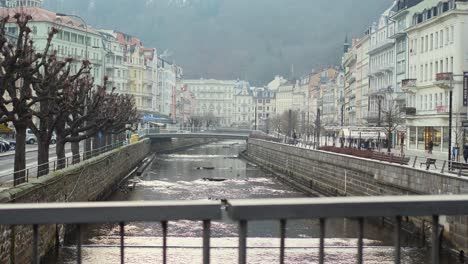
left=0, top=143, right=76, bottom=185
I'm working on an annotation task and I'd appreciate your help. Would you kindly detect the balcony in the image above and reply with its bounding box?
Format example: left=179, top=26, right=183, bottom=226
left=401, top=79, right=417, bottom=94
left=369, top=63, right=394, bottom=76
left=343, top=52, right=357, bottom=67
left=368, top=38, right=395, bottom=55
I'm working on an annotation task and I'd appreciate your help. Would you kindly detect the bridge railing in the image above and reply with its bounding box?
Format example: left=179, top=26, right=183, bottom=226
left=0, top=195, right=466, bottom=264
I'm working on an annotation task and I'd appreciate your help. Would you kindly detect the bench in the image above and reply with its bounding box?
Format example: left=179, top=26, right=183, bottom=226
left=420, top=158, right=437, bottom=170
left=450, top=162, right=468, bottom=176
left=371, top=153, right=411, bottom=165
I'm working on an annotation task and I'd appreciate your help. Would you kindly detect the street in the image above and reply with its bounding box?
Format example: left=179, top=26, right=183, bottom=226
left=0, top=143, right=76, bottom=185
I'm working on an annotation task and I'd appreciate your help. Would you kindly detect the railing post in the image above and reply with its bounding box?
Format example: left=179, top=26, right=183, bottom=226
left=432, top=215, right=440, bottom=264
left=357, top=218, right=364, bottom=264
left=33, top=224, right=39, bottom=264
left=441, top=161, right=446, bottom=174
left=279, top=219, right=286, bottom=264
left=239, top=220, right=247, bottom=264
left=319, top=218, right=325, bottom=264
left=413, top=156, right=418, bottom=168
left=203, top=220, right=211, bottom=264
left=119, top=222, right=125, bottom=264
left=394, top=216, right=402, bottom=264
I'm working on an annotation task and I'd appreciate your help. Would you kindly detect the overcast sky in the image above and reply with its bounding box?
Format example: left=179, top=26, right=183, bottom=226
left=44, top=0, right=390, bottom=85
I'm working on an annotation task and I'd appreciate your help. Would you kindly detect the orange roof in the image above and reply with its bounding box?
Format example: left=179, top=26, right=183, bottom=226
left=0, top=7, right=100, bottom=34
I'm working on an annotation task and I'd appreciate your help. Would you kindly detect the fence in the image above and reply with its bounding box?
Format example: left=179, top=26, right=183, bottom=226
left=0, top=141, right=128, bottom=188
left=264, top=135, right=468, bottom=177
left=0, top=195, right=466, bottom=264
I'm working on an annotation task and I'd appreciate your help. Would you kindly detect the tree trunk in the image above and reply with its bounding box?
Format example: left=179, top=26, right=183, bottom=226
left=56, top=137, right=66, bottom=170
left=37, top=139, right=50, bottom=176
left=37, top=101, right=50, bottom=176
left=71, top=133, right=81, bottom=164
left=14, top=126, right=27, bottom=185
left=84, top=138, right=92, bottom=161
left=387, top=132, right=392, bottom=153
left=93, top=136, right=99, bottom=157
left=71, top=141, right=80, bottom=164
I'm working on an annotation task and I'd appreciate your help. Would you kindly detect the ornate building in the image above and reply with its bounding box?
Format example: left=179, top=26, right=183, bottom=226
left=0, top=0, right=43, bottom=7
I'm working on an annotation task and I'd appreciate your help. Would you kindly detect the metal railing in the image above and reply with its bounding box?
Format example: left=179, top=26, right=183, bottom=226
left=261, top=136, right=468, bottom=177
left=0, top=141, right=128, bottom=188
left=0, top=195, right=466, bottom=264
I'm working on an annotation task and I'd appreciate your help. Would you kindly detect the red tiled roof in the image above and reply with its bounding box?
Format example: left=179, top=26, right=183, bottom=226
left=0, top=7, right=99, bottom=34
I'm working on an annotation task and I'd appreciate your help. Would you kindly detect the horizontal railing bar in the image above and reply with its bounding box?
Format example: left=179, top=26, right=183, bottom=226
left=3, top=195, right=468, bottom=226
left=227, top=195, right=468, bottom=220
left=0, top=201, right=222, bottom=225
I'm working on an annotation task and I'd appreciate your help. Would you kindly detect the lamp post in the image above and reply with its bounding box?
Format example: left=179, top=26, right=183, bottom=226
left=434, top=72, right=460, bottom=163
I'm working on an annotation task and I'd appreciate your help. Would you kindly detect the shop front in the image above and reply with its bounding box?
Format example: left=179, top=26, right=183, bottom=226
left=408, top=126, right=447, bottom=152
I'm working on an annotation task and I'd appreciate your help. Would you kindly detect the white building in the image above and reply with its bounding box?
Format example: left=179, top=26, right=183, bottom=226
left=2, top=7, right=105, bottom=85
left=367, top=1, right=398, bottom=126
left=404, top=0, right=465, bottom=154
left=0, top=0, right=42, bottom=7
left=233, top=82, right=254, bottom=129
left=253, top=87, right=276, bottom=132
left=275, top=82, right=294, bottom=116
left=185, top=79, right=238, bottom=127
left=157, top=58, right=177, bottom=118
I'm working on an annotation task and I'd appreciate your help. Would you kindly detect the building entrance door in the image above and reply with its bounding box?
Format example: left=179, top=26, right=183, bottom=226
left=424, top=127, right=435, bottom=150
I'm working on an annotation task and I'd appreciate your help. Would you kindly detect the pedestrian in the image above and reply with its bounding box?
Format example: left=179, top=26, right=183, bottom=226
left=428, top=140, right=433, bottom=154
left=463, top=146, right=468, bottom=163
left=292, top=131, right=297, bottom=145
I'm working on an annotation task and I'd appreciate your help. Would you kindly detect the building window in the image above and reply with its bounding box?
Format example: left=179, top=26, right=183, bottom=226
left=450, top=57, right=454, bottom=72
left=451, top=25, right=455, bottom=43
left=430, top=34, right=433, bottom=50
left=435, top=32, right=438, bottom=48
left=440, top=30, right=443, bottom=47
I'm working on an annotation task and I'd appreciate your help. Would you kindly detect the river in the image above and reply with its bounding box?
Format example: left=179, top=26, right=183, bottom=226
left=54, top=140, right=458, bottom=264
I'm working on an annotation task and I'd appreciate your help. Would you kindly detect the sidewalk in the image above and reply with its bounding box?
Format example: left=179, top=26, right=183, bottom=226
left=376, top=147, right=447, bottom=161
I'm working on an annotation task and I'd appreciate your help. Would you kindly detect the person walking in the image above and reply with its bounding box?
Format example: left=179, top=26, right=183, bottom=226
left=428, top=140, right=434, bottom=154
left=463, top=146, right=468, bottom=163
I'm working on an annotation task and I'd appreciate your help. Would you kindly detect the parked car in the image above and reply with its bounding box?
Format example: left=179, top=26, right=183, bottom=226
left=0, top=137, right=15, bottom=150
left=26, top=129, right=37, bottom=144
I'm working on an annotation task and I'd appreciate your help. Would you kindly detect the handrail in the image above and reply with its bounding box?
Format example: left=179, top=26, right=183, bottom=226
left=0, top=195, right=465, bottom=264
left=0, top=140, right=128, bottom=187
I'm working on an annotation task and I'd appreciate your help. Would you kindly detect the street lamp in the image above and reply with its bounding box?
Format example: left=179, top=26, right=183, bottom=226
left=434, top=72, right=458, bottom=163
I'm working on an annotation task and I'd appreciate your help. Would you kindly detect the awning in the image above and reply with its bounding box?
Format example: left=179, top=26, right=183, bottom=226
left=142, top=115, right=176, bottom=124
left=0, top=124, right=12, bottom=133
left=339, top=128, right=386, bottom=140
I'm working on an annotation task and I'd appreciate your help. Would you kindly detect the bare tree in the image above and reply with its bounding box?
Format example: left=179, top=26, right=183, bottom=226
left=0, top=13, right=51, bottom=184
left=381, top=95, right=404, bottom=153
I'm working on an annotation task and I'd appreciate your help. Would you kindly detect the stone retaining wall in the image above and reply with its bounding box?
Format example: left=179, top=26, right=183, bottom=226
left=247, top=139, right=468, bottom=251
left=0, top=140, right=151, bottom=264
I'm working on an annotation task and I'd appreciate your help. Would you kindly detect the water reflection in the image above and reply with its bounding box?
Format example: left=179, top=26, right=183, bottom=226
left=55, top=141, right=457, bottom=264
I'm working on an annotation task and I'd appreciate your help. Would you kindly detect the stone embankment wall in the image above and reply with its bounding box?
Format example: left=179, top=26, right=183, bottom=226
left=0, top=140, right=151, bottom=264
left=246, top=139, right=468, bottom=251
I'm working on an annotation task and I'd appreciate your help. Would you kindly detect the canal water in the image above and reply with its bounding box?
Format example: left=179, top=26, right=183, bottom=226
left=55, top=140, right=458, bottom=264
